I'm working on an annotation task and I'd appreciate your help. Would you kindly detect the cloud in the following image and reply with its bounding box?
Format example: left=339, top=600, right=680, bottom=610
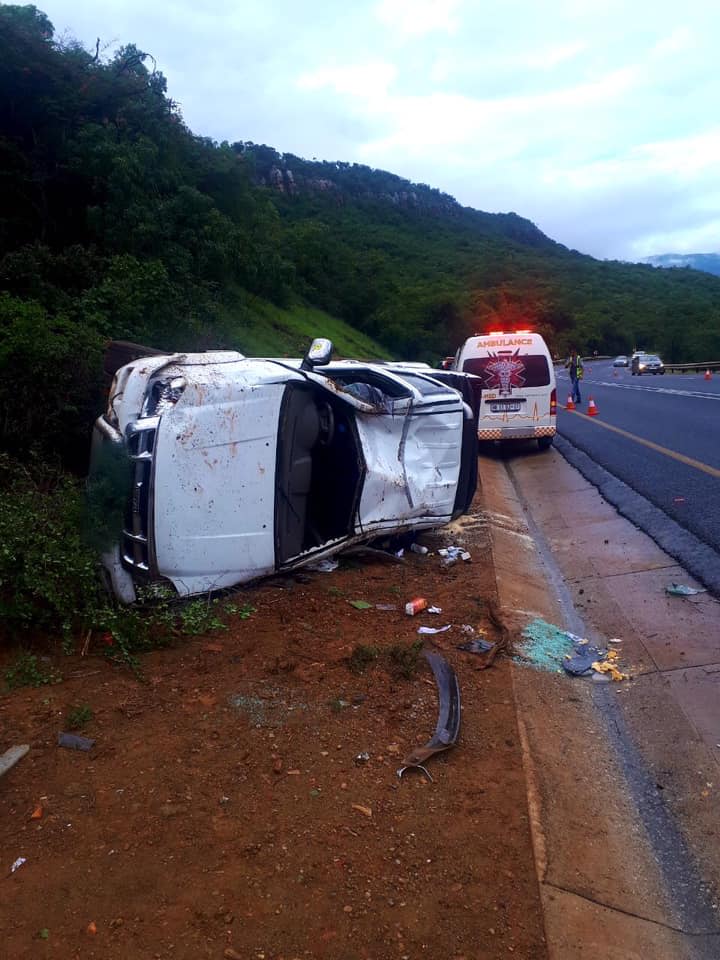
left=372, top=0, right=463, bottom=36
left=33, top=0, right=720, bottom=259
left=297, top=62, right=397, bottom=99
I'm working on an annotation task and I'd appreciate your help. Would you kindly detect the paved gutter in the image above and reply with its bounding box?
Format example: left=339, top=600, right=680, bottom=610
left=479, top=447, right=720, bottom=960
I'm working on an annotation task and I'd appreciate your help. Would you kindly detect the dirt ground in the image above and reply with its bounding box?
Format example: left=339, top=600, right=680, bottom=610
left=0, top=508, right=547, bottom=960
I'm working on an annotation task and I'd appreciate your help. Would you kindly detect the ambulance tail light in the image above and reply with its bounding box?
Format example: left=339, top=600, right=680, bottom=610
left=550, top=388, right=557, bottom=416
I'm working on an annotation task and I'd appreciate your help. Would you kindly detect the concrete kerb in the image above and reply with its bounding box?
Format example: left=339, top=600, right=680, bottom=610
left=553, top=434, right=720, bottom=597
left=478, top=452, right=720, bottom=959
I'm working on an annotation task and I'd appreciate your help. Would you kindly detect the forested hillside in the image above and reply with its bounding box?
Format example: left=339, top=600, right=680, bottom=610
left=3, top=0, right=720, bottom=476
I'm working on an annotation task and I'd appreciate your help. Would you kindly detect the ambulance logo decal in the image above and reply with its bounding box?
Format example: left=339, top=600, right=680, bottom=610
left=482, top=350, right=526, bottom=396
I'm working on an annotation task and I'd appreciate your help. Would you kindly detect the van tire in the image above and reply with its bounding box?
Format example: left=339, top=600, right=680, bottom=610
left=537, top=436, right=553, bottom=451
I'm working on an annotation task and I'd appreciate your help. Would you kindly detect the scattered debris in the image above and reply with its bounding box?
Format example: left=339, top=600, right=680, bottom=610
left=563, top=643, right=606, bottom=677
left=457, top=638, right=495, bottom=655
left=519, top=619, right=628, bottom=681
left=354, top=752, right=370, bottom=764
left=405, top=597, right=428, bottom=616
left=351, top=803, right=372, bottom=818
left=665, top=583, right=706, bottom=597
left=409, top=543, right=429, bottom=555
left=428, top=605, right=442, bottom=614
left=57, top=732, right=96, bottom=752
left=30, top=804, right=43, bottom=821
left=417, top=624, right=452, bottom=635
left=438, top=545, right=471, bottom=566
left=348, top=600, right=373, bottom=610
left=10, top=856, right=27, bottom=873
left=0, top=744, right=29, bottom=779
left=342, top=545, right=405, bottom=565
left=397, top=651, right=461, bottom=782
left=306, top=557, right=340, bottom=573
left=517, top=619, right=576, bottom=673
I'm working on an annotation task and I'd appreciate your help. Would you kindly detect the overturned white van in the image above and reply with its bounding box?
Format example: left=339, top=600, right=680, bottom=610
left=89, top=340, right=478, bottom=603
left=454, top=331, right=557, bottom=449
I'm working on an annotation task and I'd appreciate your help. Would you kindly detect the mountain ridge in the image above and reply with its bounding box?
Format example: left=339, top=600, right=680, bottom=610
left=643, top=252, right=720, bottom=278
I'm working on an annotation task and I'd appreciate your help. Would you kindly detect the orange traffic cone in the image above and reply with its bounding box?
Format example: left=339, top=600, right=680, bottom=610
left=705, top=369, right=712, bottom=381
left=566, top=395, right=575, bottom=411
left=587, top=397, right=599, bottom=416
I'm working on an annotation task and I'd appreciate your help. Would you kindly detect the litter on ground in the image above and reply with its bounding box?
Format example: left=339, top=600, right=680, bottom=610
left=0, top=744, right=29, bottom=779
left=457, top=638, right=495, bottom=655
left=665, top=583, right=706, bottom=597
left=306, top=558, right=340, bottom=573
left=438, top=546, right=471, bottom=566
left=417, top=624, right=452, bottom=635
left=518, top=619, right=628, bottom=681
left=57, top=732, right=96, bottom=751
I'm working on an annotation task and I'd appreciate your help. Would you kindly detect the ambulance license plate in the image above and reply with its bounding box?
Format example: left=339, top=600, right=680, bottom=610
left=490, top=402, right=521, bottom=412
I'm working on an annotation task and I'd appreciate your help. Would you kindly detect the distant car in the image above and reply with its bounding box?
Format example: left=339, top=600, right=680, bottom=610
left=613, top=355, right=629, bottom=367
left=88, top=339, right=478, bottom=603
left=632, top=353, right=665, bottom=375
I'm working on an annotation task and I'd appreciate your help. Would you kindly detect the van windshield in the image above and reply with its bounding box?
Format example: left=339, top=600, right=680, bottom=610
left=461, top=354, right=551, bottom=394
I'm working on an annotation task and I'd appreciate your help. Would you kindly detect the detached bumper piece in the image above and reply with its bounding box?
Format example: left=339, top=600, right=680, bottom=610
left=397, top=651, right=461, bottom=782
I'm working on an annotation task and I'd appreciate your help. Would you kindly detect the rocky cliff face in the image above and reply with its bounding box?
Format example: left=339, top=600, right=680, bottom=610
left=236, top=141, right=553, bottom=247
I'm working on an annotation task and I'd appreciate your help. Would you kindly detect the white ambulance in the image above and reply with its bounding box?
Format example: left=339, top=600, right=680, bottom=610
left=454, top=331, right=557, bottom=449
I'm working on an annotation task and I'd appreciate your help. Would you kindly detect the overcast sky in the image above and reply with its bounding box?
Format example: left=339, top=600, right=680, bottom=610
left=37, top=0, right=720, bottom=260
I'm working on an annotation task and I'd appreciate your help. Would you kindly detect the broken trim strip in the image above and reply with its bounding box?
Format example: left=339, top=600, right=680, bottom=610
left=397, top=650, right=461, bottom=782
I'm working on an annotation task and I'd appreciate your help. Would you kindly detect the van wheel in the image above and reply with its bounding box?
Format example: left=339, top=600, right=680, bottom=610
left=537, top=436, right=553, bottom=451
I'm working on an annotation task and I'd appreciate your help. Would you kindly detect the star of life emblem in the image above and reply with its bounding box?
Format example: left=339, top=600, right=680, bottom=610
left=483, top=350, right=526, bottom=397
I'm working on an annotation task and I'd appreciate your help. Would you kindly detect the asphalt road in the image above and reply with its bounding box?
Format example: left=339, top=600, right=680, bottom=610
left=555, top=359, right=720, bottom=566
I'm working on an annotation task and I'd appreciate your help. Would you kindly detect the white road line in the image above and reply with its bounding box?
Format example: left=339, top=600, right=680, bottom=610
left=557, top=373, right=720, bottom=401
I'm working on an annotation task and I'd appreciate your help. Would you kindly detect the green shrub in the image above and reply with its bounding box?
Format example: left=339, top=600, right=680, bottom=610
left=4, top=651, right=59, bottom=689
left=67, top=704, right=93, bottom=729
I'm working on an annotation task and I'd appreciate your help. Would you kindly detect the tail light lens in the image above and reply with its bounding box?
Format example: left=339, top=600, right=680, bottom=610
left=550, top=388, right=557, bottom=416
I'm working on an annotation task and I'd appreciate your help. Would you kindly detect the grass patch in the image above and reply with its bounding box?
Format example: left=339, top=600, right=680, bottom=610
left=66, top=704, right=93, bottom=729
left=5, top=651, right=59, bottom=690
left=348, top=644, right=379, bottom=674
left=387, top=639, right=424, bottom=680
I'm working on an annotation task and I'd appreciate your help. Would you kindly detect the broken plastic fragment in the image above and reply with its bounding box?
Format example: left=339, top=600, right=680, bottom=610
left=57, top=732, right=95, bottom=751
left=397, top=651, right=460, bottom=782
left=10, top=857, right=27, bottom=873
left=457, top=638, right=495, bottom=655
left=428, top=606, right=442, bottom=614
left=417, top=624, right=451, bottom=635
left=306, top=557, right=339, bottom=573
left=665, top=583, right=706, bottom=597
left=563, top=644, right=606, bottom=677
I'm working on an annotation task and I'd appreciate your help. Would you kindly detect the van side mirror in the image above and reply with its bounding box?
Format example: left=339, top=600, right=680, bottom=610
left=301, top=337, right=333, bottom=370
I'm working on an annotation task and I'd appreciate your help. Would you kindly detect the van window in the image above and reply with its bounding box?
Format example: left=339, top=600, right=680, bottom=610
left=461, top=354, right=550, bottom=394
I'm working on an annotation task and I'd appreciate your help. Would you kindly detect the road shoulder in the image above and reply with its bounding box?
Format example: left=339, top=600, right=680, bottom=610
left=479, top=448, right=720, bottom=960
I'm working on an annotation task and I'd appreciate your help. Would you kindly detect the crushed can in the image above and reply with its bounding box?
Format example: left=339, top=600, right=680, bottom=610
left=405, top=597, right=428, bottom=616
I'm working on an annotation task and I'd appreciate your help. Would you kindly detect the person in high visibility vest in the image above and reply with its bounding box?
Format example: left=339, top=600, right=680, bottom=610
left=566, top=350, right=584, bottom=404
